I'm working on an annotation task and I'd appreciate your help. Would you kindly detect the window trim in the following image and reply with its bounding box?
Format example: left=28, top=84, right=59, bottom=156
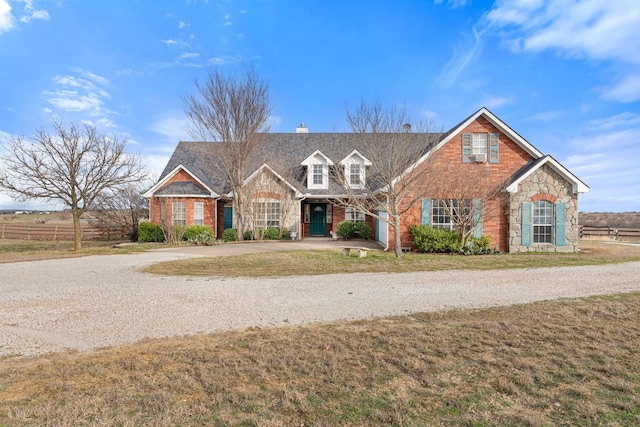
left=532, top=200, right=553, bottom=244
left=172, top=201, right=186, bottom=226
left=472, top=133, right=487, bottom=156
left=193, top=201, right=204, bottom=226
left=253, top=199, right=281, bottom=229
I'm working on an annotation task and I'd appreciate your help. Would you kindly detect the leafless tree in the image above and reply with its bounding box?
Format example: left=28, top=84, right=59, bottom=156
left=183, top=64, right=272, bottom=240
left=93, top=181, right=151, bottom=241
left=429, top=162, right=506, bottom=247
left=334, top=100, right=441, bottom=257
left=0, top=120, right=147, bottom=250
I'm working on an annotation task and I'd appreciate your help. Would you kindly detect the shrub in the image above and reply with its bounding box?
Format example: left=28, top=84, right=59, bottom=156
left=409, top=225, right=461, bottom=253
left=336, top=221, right=357, bottom=240
left=138, top=222, right=164, bottom=243
left=243, top=230, right=254, bottom=240
left=355, top=222, right=373, bottom=240
left=280, top=227, right=290, bottom=240
left=221, top=228, right=238, bottom=242
left=183, top=225, right=213, bottom=241
left=462, top=236, right=498, bottom=255
left=262, top=227, right=280, bottom=240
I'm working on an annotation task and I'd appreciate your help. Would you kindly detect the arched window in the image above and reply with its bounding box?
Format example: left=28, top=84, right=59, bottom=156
left=533, top=200, right=553, bottom=243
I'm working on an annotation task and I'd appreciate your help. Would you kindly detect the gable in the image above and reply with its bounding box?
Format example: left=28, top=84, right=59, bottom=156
left=143, top=165, right=219, bottom=198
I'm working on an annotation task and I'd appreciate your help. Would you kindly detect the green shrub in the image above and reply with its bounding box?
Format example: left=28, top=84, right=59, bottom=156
left=243, top=230, right=254, bottom=240
left=222, top=228, right=238, bottom=242
left=280, top=227, right=290, bottom=240
left=183, top=225, right=213, bottom=241
left=409, top=225, right=461, bottom=253
left=462, top=236, right=498, bottom=255
left=336, top=221, right=357, bottom=240
left=355, top=222, right=373, bottom=240
left=262, top=227, right=280, bottom=240
left=137, top=222, right=164, bottom=242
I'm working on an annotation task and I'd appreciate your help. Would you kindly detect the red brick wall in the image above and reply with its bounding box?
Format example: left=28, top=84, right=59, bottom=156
left=148, top=170, right=218, bottom=235
left=390, top=116, right=534, bottom=252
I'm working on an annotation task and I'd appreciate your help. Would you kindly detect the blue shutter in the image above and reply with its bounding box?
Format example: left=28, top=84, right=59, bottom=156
left=462, top=133, right=472, bottom=163
left=473, top=199, right=483, bottom=238
left=489, top=133, right=499, bottom=163
left=421, top=199, right=431, bottom=226
left=521, top=202, right=532, bottom=246
left=555, top=202, right=566, bottom=246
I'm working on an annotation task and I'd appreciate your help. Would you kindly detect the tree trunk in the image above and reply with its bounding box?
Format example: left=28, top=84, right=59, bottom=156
left=391, top=201, right=403, bottom=258
left=72, top=206, right=82, bottom=251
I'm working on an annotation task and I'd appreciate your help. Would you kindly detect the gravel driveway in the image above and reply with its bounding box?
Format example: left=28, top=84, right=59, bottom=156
left=1, top=242, right=640, bottom=357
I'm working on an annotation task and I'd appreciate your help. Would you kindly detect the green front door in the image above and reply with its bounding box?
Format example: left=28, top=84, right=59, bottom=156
left=223, top=207, right=233, bottom=230
left=309, top=204, right=326, bottom=236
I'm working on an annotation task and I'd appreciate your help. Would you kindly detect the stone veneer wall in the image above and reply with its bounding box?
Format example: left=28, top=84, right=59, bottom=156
left=508, top=164, right=579, bottom=252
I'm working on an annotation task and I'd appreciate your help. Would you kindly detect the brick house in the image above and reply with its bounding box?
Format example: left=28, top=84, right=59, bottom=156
left=144, top=107, right=589, bottom=252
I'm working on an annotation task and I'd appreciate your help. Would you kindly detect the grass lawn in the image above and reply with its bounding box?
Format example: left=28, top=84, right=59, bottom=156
left=144, top=239, right=640, bottom=277
left=1, top=293, right=639, bottom=426
left=1, top=239, right=639, bottom=425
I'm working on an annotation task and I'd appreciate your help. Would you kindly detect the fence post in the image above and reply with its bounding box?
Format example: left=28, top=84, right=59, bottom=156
left=53, top=226, right=58, bottom=241
left=1, top=224, right=4, bottom=239
left=27, top=225, right=31, bottom=240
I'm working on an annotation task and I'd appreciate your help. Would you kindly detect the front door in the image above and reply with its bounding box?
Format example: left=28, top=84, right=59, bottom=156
left=309, top=204, right=326, bottom=236
left=223, top=207, right=233, bottom=230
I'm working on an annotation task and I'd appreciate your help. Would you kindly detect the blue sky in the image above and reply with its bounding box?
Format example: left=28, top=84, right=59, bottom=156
left=1, top=0, right=639, bottom=212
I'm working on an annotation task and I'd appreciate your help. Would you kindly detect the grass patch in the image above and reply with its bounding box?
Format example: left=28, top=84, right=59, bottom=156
left=0, top=239, right=163, bottom=263
left=144, top=240, right=640, bottom=277
left=1, top=293, right=639, bottom=426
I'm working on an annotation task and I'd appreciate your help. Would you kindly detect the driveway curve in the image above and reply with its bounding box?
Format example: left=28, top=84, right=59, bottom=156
left=1, top=241, right=640, bottom=357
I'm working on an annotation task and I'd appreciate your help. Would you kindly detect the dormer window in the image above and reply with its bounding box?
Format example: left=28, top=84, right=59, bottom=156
left=339, top=150, right=371, bottom=190
left=301, top=150, right=333, bottom=190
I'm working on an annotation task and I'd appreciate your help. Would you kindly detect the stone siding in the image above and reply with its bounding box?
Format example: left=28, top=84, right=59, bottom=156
left=508, top=164, right=579, bottom=253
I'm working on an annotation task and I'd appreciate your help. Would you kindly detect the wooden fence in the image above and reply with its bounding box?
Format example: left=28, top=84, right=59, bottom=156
left=579, top=225, right=640, bottom=241
left=0, top=223, right=128, bottom=241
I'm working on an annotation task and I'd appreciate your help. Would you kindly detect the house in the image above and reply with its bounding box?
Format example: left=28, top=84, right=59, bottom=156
left=144, top=108, right=589, bottom=252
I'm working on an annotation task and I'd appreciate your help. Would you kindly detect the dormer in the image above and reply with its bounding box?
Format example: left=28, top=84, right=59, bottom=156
left=301, top=150, right=333, bottom=190
left=339, top=150, right=372, bottom=189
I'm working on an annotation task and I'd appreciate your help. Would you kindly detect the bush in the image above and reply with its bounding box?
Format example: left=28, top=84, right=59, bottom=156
left=280, top=227, right=291, bottom=240
left=409, top=225, right=461, bottom=253
left=243, top=230, right=254, bottom=241
left=355, top=222, right=373, bottom=240
left=183, top=225, right=213, bottom=241
left=138, top=222, right=164, bottom=242
left=262, top=227, right=280, bottom=240
left=221, top=228, right=238, bottom=242
left=462, top=236, right=498, bottom=255
left=336, top=221, right=357, bottom=240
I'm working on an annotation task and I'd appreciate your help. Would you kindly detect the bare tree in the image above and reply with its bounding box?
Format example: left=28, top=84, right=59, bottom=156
left=183, top=65, right=272, bottom=240
left=93, top=181, right=151, bottom=241
left=430, top=162, right=505, bottom=247
left=0, top=120, right=147, bottom=250
left=333, top=100, right=441, bottom=257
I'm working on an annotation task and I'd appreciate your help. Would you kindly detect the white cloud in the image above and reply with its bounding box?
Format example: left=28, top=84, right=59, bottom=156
left=587, top=112, right=640, bottom=131
left=147, top=113, right=190, bottom=142
left=482, top=96, right=509, bottom=109
left=20, top=0, right=48, bottom=23
left=436, top=27, right=483, bottom=87
left=42, top=70, right=116, bottom=127
left=563, top=123, right=640, bottom=212
left=0, top=0, right=15, bottom=34
left=0, top=0, right=49, bottom=35
left=485, top=0, right=640, bottom=102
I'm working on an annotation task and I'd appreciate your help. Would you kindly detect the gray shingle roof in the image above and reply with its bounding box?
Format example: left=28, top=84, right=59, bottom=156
left=158, top=133, right=441, bottom=196
left=154, top=181, right=211, bottom=196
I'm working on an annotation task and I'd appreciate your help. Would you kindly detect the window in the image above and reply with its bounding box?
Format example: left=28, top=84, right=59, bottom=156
left=345, top=207, right=365, bottom=222
left=533, top=200, right=553, bottom=243
left=172, top=201, right=185, bottom=225
left=431, top=199, right=471, bottom=231
left=472, top=133, right=487, bottom=155
left=349, top=164, right=361, bottom=186
left=312, top=164, right=323, bottom=186
left=193, top=202, right=204, bottom=226
left=254, top=201, right=280, bottom=229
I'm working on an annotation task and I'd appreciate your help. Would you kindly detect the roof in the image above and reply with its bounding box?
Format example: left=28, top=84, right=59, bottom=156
left=148, top=107, right=587, bottom=198
left=505, top=155, right=590, bottom=194
left=153, top=132, right=435, bottom=197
